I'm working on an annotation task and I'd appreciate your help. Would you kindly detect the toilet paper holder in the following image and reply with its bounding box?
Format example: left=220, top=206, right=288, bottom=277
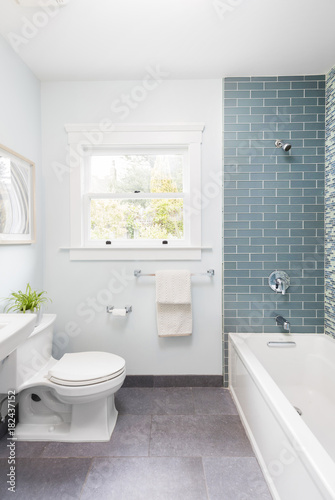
left=106, top=305, right=132, bottom=314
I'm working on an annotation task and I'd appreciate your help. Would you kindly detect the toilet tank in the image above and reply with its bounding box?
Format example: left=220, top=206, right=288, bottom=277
left=0, top=314, right=56, bottom=393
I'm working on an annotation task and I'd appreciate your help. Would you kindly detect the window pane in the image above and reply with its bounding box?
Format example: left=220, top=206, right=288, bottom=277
left=90, top=199, right=184, bottom=240
left=89, top=155, right=183, bottom=193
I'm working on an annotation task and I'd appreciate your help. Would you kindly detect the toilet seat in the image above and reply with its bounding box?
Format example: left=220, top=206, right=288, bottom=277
left=48, top=351, right=126, bottom=386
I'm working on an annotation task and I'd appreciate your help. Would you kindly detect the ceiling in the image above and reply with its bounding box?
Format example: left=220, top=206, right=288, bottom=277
left=0, top=0, right=335, bottom=81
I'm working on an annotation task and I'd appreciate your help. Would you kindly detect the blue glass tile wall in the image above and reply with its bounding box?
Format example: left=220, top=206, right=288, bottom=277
left=223, top=76, right=325, bottom=385
left=325, top=67, right=335, bottom=338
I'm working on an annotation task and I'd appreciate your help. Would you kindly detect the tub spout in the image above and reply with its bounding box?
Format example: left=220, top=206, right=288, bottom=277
left=275, top=315, right=290, bottom=333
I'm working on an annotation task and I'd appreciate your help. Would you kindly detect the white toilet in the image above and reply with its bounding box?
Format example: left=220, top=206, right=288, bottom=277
left=0, top=314, right=126, bottom=442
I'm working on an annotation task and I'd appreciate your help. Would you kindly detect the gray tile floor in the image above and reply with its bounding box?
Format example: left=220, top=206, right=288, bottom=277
left=0, top=388, right=272, bottom=499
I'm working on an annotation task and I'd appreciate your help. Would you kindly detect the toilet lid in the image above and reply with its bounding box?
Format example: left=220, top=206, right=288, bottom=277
left=48, top=351, right=126, bottom=386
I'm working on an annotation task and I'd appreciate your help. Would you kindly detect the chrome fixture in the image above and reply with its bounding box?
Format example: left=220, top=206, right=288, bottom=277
left=275, top=139, right=292, bottom=152
left=106, top=305, right=132, bottom=314
left=294, top=406, right=303, bottom=416
left=275, top=315, right=291, bottom=333
left=267, top=341, right=296, bottom=348
left=268, top=271, right=290, bottom=295
left=276, top=277, right=285, bottom=294
left=134, top=269, right=215, bottom=277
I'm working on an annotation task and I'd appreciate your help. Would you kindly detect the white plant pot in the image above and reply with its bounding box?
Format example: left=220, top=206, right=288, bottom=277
left=23, top=308, right=42, bottom=326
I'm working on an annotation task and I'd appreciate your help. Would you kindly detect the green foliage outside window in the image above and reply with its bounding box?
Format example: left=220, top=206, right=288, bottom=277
left=90, top=155, right=184, bottom=240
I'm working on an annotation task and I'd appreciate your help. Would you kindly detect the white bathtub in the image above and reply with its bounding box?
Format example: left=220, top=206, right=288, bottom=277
left=229, top=332, right=335, bottom=500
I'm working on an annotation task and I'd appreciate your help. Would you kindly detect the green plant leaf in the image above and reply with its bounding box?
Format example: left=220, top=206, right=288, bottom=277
left=2, top=283, right=52, bottom=313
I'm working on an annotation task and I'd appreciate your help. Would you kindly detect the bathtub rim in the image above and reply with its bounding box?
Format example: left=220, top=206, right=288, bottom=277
left=228, top=332, right=335, bottom=500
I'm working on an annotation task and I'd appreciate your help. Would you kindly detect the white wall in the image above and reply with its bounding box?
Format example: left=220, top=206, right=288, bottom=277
left=0, top=36, right=43, bottom=299
left=42, top=79, right=222, bottom=375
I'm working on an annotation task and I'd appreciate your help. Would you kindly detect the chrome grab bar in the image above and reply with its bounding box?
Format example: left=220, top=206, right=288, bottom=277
left=267, top=341, right=296, bottom=348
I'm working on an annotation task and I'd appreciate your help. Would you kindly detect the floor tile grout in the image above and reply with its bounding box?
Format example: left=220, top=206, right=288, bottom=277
left=148, top=414, right=153, bottom=457
left=79, top=457, right=94, bottom=499
left=201, top=457, right=211, bottom=500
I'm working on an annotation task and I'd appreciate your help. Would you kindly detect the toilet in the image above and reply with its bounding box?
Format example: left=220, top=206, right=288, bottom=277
left=0, top=314, right=126, bottom=442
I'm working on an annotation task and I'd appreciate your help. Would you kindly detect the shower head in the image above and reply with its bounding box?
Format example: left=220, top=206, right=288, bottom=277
left=275, top=140, right=291, bottom=152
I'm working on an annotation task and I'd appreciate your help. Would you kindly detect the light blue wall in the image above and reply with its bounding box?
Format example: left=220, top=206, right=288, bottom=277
left=223, top=75, right=326, bottom=382
left=0, top=36, right=43, bottom=299
left=41, top=80, right=222, bottom=376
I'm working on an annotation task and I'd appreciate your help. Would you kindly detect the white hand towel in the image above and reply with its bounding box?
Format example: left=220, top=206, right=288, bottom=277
left=156, top=270, right=191, bottom=304
left=155, top=270, right=192, bottom=337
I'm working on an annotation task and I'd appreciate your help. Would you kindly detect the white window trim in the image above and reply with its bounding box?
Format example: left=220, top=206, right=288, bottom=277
left=65, top=123, right=204, bottom=261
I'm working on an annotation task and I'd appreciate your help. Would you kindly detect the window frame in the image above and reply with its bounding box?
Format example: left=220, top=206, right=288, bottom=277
left=65, top=123, right=204, bottom=260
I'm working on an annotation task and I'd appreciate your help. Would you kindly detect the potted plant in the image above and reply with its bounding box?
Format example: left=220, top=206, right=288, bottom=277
left=3, top=283, right=52, bottom=325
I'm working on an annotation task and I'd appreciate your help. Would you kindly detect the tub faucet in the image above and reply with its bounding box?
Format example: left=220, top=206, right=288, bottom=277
left=275, top=278, right=286, bottom=295
left=275, top=315, right=290, bottom=333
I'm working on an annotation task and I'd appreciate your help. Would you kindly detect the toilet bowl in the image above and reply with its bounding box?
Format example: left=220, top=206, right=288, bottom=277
left=0, top=314, right=126, bottom=442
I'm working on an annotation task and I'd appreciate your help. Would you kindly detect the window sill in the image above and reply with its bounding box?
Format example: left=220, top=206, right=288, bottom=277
left=59, top=246, right=212, bottom=261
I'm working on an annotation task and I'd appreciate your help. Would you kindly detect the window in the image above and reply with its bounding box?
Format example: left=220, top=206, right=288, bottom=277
left=66, top=124, right=204, bottom=260
left=86, top=150, right=186, bottom=244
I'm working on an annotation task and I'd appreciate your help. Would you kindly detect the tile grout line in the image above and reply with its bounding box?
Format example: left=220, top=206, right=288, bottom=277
left=148, top=414, right=153, bottom=458
left=201, top=457, right=210, bottom=500
left=79, top=457, right=95, bottom=499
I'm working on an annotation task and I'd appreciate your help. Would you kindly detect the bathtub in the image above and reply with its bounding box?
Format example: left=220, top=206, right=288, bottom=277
left=229, top=332, right=335, bottom=500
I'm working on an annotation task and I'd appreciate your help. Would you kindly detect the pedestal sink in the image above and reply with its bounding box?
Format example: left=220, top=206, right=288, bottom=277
left=0, top=314, right=37, bottom=360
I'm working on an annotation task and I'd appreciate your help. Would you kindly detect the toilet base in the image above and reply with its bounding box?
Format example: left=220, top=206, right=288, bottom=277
left=14, top=392, right=118, bottom=442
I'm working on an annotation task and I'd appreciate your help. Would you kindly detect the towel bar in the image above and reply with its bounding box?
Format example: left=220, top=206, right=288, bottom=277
left=134, top=269, right=214, bottom=277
